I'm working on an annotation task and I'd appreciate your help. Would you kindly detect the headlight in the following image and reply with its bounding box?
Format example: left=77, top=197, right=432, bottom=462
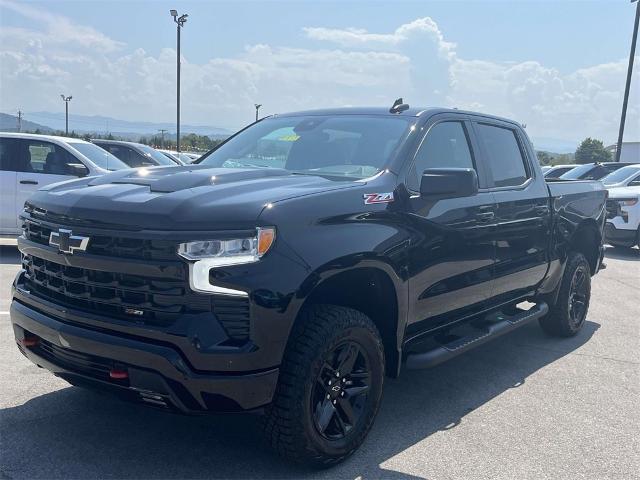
left=178, top=227, right=275, bottom=295
left=618, top=198, right=638, bottom=207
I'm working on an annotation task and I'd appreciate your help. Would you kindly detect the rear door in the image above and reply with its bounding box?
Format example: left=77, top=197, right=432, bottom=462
left=472, top=121, right=551, bottom=302
left=0, top=138, right=18, bottom=234
left=405, top=115, right=497, bottom=334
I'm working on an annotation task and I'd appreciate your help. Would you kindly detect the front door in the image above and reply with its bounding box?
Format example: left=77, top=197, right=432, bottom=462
left=404, top=117, right=496, bottom=336
left=0, top=138, right=17, bottom=234
left=14, top=139, right=77, bottom=220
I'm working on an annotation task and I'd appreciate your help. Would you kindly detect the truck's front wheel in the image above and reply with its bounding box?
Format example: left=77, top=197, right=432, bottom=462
left=539, top=251, right=591, bottom=337
left=263, top=305, right=384, bottom=467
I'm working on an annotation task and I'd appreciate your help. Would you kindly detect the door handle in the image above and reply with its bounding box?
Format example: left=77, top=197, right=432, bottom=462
left=19, top=180, right=39, bottom=185
left=476, top=211, right=495, bottom=222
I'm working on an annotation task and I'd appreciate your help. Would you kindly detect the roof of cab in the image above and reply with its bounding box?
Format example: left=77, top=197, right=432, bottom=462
left=274, top=106, right=523, bottom=126
left=0, top=132, right=90, bottom=144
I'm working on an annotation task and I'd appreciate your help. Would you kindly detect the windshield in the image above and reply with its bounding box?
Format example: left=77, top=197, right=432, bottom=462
left=71, top=143, right=129, bottom=171
left=602, top=165, right=640, bottom=185
left=198, top=115, right=413, bottom=179
left=137, top=144, right=176, bottom=166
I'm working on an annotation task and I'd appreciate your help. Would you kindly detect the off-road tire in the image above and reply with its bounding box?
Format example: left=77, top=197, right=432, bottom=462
left=539, top=251, right=591, bottom=337
left=262, top=304, right=384, bottom=467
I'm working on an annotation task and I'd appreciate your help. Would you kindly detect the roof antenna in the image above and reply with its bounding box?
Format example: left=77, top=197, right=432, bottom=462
left=389, top=98, right=410, bottom=114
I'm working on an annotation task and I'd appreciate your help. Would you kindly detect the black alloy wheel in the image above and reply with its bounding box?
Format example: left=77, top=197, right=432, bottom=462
left=568, top=264, right=589, bottom=329
left=311, top=341, right=371, bottom=440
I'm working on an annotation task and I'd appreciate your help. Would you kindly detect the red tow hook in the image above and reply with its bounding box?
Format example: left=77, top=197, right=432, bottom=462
left=21, top=336, right=39, bottom=348
left=109, top=368, right=129, bottom=380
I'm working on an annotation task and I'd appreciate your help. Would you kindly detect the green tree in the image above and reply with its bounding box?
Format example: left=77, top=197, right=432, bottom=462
left=536, top=151, right=553, bottom=165
left=575, top=138, right=611, bottom=164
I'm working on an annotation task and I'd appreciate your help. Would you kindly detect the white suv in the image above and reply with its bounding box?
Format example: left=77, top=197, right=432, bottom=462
left=605, top=185, right=640, bottom=249
left=0, top=133, right=129, bottom=237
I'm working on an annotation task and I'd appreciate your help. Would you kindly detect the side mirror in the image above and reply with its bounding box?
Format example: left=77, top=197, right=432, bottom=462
left=68, top=163, right=89, bottom=177
left=419, top=168, right=478, bottom=199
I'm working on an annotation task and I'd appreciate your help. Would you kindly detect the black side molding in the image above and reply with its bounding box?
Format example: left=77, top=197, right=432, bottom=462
left=405, top=302, right=549, bottom=370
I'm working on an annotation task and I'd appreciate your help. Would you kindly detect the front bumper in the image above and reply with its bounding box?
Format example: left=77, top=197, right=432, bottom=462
left=10, top=297, right=279, bottom=413
left=605, top=222, right=637, bottom=247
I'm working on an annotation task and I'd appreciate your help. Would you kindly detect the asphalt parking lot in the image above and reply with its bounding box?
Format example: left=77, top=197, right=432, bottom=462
left=0, top=245, right=638, bottom=480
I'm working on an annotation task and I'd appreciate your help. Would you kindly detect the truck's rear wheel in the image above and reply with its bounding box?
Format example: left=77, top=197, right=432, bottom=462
left=263, top=304, right=384, bottom=467
left=539, top=251, right=591, bottom=337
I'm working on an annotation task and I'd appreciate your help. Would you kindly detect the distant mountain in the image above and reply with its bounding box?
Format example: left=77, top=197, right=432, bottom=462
left=530, top=137, right=578, bottom=154
left=25, top=111, right=233, bottom=138
left=0, top=113, right=53, bottom=133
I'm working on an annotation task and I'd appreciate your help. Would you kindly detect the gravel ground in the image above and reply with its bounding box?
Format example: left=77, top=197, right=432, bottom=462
left=0, top=245, right=638, bottom=480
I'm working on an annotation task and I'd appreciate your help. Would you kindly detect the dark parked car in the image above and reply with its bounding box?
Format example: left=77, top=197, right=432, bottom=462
left=12, top=105, right=606, bottom=466
left=543, top=164, right=576, bottom=179
left=558, top=162, right=636, bottom=181
left=92, top=139, right=179, bottom=168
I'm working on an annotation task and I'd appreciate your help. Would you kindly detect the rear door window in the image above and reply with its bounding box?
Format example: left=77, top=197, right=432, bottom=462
left=476, top=123, right=530, bottom=188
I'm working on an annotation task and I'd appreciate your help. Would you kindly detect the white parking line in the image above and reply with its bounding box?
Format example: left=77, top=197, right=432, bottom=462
left=0, top=311, right=9, bottom=315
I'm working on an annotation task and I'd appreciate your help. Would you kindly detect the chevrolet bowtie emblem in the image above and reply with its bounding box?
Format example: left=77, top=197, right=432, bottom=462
left=49, top=229, right=90, bottom=255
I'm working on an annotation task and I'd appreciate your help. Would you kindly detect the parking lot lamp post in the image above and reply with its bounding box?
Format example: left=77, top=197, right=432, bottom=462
left=170, top=9, right=188, bottom=153
left=60, top=95, right=72, bottom=135
left=615, top=0, right=639, bottom=162
left=254, top=104, right=262, bottom=122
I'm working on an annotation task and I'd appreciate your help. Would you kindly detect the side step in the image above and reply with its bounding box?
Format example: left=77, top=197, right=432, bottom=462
left=405, top=302, right=548, bottom=370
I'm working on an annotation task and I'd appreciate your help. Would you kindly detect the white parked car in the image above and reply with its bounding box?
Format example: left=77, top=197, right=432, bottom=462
left=605, top=185, right=640, bottom=249
left=0, top=132, right=129, bottom=237
left=158, top=149, right=201, bottom=163
left=601, top=164, right=640, bottom=188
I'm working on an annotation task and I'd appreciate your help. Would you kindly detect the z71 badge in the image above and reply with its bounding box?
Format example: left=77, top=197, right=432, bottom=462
left=363, top=192, right=394, bottom=205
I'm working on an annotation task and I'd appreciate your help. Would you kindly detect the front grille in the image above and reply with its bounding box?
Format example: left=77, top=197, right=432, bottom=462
left=606, top=199, right=620, bottom=219
left=22, top=254, right=210, bottom=326
left=22, top=219, right=177, bottom=261
left=21, top=216, right=252, bottom=343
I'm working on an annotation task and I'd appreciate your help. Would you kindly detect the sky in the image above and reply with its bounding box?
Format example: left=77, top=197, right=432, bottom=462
left=0, top=0, right=639, bottom=147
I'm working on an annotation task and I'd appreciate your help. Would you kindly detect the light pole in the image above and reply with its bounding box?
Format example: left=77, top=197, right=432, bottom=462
left=170, top=9, right=188, bottom=153
left=60, top=94, right=72, bottom=135
left=254, top=104, right=262, bottom=122
left=615, top=0, right=639, bottom=162
left=158, top=129, right=168, bottom=149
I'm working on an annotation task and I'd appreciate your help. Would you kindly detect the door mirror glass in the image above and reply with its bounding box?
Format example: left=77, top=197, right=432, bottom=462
left=420, top=168, right=479, bottom=198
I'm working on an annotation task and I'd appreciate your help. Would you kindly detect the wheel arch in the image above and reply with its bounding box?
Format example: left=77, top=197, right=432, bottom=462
left=568, top=218, right=602, bottom=274
left=293, top=262, right=406, bottom=378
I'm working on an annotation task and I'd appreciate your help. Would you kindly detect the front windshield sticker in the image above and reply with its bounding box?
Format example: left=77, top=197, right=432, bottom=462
left=278, top=134, right=300, bottom=142
left=363, top=192, right=394, bottom=205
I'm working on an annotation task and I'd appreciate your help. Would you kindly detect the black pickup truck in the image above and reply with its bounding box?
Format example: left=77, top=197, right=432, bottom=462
left=10, top=105, right=607, bottom=466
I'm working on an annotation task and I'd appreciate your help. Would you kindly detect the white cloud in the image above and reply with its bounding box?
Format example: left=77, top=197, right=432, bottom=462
left=0, top=0, right=124, bottom=52
left=0, top=3, right=637, bottom=144
left=304, top=18, right=456, bottom=60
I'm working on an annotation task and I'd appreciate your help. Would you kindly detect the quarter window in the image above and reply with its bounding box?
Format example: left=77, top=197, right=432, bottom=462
left=476, top=124, right=529, bottom=187
left=408, top=121, right=474, bottom=191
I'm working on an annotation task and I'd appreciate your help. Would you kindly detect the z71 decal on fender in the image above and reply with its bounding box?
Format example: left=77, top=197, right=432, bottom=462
left=363, top=192, right=394, bottom=205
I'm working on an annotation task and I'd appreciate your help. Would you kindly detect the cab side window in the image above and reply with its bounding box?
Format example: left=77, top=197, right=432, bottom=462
left=103, top=145, right=134, bottom=166
left=17, top=140, right=80, bottom=175
left=476, top=123, right=529, bottom=188
left=407, top=121, right=475, bottom=191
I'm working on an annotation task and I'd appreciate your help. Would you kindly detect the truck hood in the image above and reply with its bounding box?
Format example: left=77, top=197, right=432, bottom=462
left=28, top=165, right=358, bottom=231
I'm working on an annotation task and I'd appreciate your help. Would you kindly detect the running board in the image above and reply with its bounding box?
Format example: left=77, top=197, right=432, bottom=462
left=405, top=302, right=548, bottom=370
